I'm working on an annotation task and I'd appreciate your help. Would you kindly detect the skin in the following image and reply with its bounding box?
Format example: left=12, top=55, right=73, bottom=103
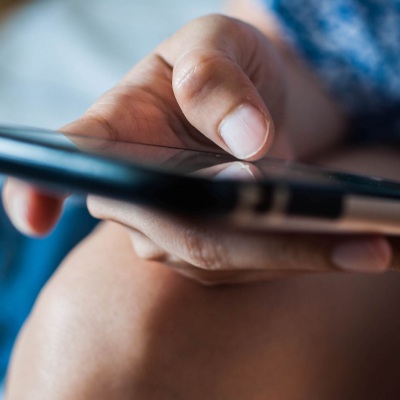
left=6, top=155, right=400, bottom=398
left=5, top=1, right=400, bottom=398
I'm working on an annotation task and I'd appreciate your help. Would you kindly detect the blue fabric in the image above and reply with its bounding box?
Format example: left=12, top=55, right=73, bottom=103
left=263, top=0, right=400, bottom=141
left=0, top=197, right=97, bottom=379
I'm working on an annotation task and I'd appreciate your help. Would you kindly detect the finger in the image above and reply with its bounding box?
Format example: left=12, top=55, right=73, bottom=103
left=126, top=228, right=298, bottom=285
left=88, top=196, right=392, bottom=274
left=64, top=16, right=284, bottom=159
left=158, top=15, right=284, bottom=160
left=160, top=258, right=315, bottom=286
left=125, top=229, right=312, bottom=285
left=176, top=268, right=319, bottom=286
left=2, top=178, right=64, bottom=236
left=128, top=229, right=167, bottom=262
left=1, top=51, right=187, bottom=237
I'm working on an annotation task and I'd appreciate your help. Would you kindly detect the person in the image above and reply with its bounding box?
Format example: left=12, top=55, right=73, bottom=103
left=5, top=0, right=400, bottom=398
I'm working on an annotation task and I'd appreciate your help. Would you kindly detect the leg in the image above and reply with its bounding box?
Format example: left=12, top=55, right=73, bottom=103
left=6, top=222, right=400, bottom=399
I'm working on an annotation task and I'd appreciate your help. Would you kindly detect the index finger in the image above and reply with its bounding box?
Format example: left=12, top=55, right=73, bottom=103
left=2, top=178, right=64, bottom=236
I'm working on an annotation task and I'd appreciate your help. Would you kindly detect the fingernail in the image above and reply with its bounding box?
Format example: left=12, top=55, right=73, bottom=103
left=331, top=237, right=391, bottom=272
left=219, top=104, right=270, bottom=160
left=214, top=162, right=256, bottom=181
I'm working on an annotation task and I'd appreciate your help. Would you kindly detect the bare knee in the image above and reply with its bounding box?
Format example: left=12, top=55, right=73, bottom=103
left=5, top=223, right=184, bottom=399
left=6, top=222, right=297, bottom=399
left=7, top=222, right=400, bottom=400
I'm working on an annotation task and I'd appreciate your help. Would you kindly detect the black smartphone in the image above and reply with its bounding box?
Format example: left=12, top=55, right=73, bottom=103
left=1, top=125, right=400, bottom=234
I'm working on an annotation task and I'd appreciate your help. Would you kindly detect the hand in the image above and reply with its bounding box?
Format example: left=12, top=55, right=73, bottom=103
left=87, top=155, right=393, bottom=285
left=2, top=14, right=392, bottom=284
left=3, top=14, right=286, bottom=235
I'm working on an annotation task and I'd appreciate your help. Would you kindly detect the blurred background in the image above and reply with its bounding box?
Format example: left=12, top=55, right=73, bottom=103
left=0, top=0, right=222, bottom=395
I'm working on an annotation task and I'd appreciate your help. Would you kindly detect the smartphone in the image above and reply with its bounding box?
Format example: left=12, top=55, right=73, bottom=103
left=1, top=125, right=400, bottom=234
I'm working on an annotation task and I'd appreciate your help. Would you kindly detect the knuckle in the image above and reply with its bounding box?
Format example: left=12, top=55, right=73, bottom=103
left=82, top=90, right=148, bottom=141
left=268, top=238, right=305, bottom=270
left=83, top=108, right=120, bottom=142
left=180, top=227, right=228, bottom=271
left=270, top=235, right=330, bottom=271
left=173, top=50, right=227, bottom=103
left=128, top=230, right=167, bottom=261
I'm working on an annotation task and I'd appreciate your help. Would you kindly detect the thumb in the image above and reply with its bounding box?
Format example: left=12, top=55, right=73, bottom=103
left=158, top=15, right=285, bottom=160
